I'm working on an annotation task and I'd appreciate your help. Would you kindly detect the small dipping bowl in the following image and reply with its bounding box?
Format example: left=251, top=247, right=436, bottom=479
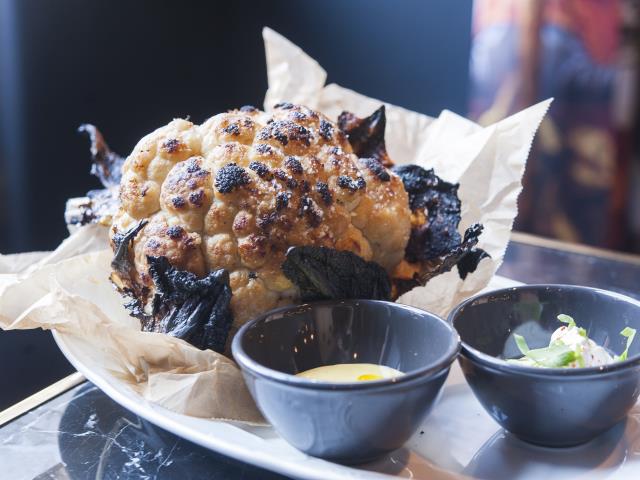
left=449, top=284, right=640, bottom=447
left=232, top=299, right=460, bottom=463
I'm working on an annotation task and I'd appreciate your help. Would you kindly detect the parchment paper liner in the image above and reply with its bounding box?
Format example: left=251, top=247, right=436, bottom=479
left=0, top=28, right=551, bottom=423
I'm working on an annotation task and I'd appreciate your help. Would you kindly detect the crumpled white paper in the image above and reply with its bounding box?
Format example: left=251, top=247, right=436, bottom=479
left=0, top=28, right=550, bottom=422
left=263, top=27, right=551, bottom=317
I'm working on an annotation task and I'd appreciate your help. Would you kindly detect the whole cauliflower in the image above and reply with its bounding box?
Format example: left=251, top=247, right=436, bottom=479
left=110, top=103, right=411, bottom=336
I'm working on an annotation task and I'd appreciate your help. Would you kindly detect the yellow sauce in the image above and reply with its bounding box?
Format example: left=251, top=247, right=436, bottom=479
left=296, top=363, right=403, bottom=382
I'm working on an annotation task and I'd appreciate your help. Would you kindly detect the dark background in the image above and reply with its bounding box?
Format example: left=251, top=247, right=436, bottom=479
left=0, top=0, right=473, bottom=408
left=0, top=0, right=472, bottom=254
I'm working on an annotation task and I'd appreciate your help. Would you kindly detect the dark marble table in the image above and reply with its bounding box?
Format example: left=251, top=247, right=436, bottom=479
left=1, top=233, right=639, bottom=480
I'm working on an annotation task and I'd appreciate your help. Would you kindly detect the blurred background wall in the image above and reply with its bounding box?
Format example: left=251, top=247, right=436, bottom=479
left=0, top=0, right=473, bottom=409
left=470, top=0, right=640, bottom=252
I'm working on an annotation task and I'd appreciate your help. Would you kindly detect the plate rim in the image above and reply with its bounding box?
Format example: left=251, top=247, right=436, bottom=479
left=50, top=275, right=524, bottom=479
left=51, top=329, right=393, bottom=480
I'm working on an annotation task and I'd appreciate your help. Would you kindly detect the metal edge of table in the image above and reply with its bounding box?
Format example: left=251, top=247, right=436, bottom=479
left=510, top=231, right=640, bottom=266
left=0, top=372, right=85, bottom=428
left=1, top=232, right=638, bottom=430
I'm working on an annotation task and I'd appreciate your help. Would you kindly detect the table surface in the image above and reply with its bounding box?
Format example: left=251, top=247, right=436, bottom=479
left=2, top=233, right=639, bottom=480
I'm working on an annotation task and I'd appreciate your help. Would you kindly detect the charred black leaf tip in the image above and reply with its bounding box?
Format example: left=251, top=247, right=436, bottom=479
left=369, top=105, right=386, bottom=127
left=458, top=248, right=490, bottom=280
left=463, top=223, right=484, bottom=242
left=455, top=223, right=490, bottom=279
left=393, top=163, right=488, bottom=283
left=123, top=295, right=146, bottom=319
left=78, top=124, right=101, bottom=160
left=77, top=123, right=94, bottom=135
left=337, top=105, right=393, bottom=167
left=144, top=256, right=234, bottom=354
left=77, top=123, right=125, bottom=188
left=111, top=219, right=148, bottom=273
left=282, top=246, right=391, bottom=302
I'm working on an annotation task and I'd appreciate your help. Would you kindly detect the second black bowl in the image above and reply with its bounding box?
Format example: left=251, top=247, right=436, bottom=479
left=449, top=284, right=640, bottom=447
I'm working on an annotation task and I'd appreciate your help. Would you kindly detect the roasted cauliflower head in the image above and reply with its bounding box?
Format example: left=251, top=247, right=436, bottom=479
left=110, top=103, right=411, bottom=335
left=99, top=103, right=486, bottom=353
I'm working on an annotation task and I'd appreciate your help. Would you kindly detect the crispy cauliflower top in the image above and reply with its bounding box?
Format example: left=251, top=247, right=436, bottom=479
left=111, top=103, right=410, bottom=330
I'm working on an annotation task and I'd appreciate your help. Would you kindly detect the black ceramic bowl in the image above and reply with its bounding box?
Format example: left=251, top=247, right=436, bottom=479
left=449, top=284, right=640, bottom=447
left=232, top=299, right=460, bottom=463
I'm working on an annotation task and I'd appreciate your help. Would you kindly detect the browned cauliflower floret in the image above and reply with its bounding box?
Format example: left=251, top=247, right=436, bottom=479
left=110, top=104, right=411, bottom=335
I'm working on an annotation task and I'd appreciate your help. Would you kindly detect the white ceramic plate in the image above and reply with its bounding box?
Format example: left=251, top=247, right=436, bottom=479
left=52, top=276, right=640, bottom=480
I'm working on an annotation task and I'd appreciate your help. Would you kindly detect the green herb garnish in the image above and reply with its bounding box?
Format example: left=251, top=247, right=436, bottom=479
left=557, top=314, right=587, bottom=337
left=525, top=342, right=577, bottom=368
left=615, top=327, right=637, bottom=362
left=514, top=333, right=530, bottom=355
left=573, top=345, right=586, bottom=368
left=509, top=315, right=637, bottom=368
left=512, top=332, right=577, bottom=367
left=557, top=314, right=575, bottom=328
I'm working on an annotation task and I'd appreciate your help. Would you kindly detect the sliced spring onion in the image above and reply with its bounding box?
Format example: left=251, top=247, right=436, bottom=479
left=524, top=342, right=577, bottom=368
left=510, top=315, right=637, bottom=368
left=514, top=333, right=530, bottom=355
left=557, top=314, right=576, bottom=328
left=615, top=327, right=637, bottom=362
left=511, top=334, right=576, bottom=368
left=557, top=314, right=587, bottom=337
